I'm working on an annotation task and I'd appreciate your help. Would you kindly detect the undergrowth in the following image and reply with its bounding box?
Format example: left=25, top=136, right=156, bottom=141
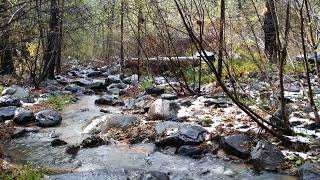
left=41, top=95, right=77, bottom=110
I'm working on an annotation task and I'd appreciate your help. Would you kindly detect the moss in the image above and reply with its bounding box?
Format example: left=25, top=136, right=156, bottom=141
left=139, top=79, right=154, bottom=91
left=41, top=95, right=77, bottom=111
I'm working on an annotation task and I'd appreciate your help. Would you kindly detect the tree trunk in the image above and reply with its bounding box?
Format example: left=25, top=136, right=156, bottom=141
left=137, top=5, right=143, bottom=81
left=264, top=0, right=277, bottom=63
left=56, top=0, right=64, bottom=74
left=105, top=0, right=116, bottom=62
left=120, top=0, right=125, bottom=73
left=43, top=0, right=60, bottom=79
left=217, top=0, right=225, bottom=79
left=0, top=0, right=14, bottom=75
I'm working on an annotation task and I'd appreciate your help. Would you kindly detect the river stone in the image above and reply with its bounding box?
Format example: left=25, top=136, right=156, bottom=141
left=269, top=105, right=292, bottom=130
left=155, top=121, right=207, bottom=148
left=0, top=95, right=22, bottom=107
left=35, top=110, right=62, bottom=127
left=81, top=136, right=108, bottom=148
left=298, top=163, right=320, bottom=180
left=250, top=140, right=285, bottom=171
left=108, top=83, right=127, bottom=90
left=87, top=71, right=103, bottom=78
left=74, top=78, right=93, bottom=87
left=95, top=96, right=113, bottom=106
left=64, top=84, right=83, bottom=93
left=11, top=127, right=41, bottom=139
left=105, top=74, right=122, bottom=86
left=13, top=108, right=33, bottom=125
left=148, top=99, right=180, bottom=121
left=138, top=171, right=170, bottom=180
left=145, top=86, right=165, bottom=96
left=222, top=134, right=252, bottom=159
left=82, top=114, right=138, bottom=134
left=89, top=82, right=105, bottom=91
left=1, top=86, right=28, bottom=99
left=0, top=106, right=17, bottom=121
left=51, top=139, right=68, bottom=147
left=177, top=145, right=203, bottom=158
left=161, top=94, right=178, bottom=100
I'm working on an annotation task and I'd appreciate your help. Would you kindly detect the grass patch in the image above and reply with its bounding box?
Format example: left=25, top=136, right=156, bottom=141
left=139, top=79, right=154, bottom=91
left=0, top=165, right=56, bottom=180
left=41, top=95, right=77, bottom=110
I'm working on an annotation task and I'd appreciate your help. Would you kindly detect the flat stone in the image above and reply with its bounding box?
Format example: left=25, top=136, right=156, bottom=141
left=299, top=163, right=320, bottom=180
left=0, top=95, right=22, bottom=107
left=148, top=99, right=180, bottom=121
left=13, top=108, right=34, bottom=125
left=161, top=93, right=178, bottom=100
left=35, top=110, right=62, bottom=127
left=0, top=106, right=17, bottom=121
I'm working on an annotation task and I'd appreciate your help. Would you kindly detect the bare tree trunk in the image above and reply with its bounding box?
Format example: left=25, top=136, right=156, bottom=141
left=300, top=1, right=320, bottom=124
left=105, top=0, right=116, bottom=62
left=217, top=0, right=225, bottom=79
left=120, top=0, right=125, bottom=73
left=56, top=0, right=64, bottom=74
left=0, top=0, right=14, bottom=75
left=137, top=5, right=143, bottom=81
left=43, top=0, right=60, bottom=79
left=264, top=0, right=277, bottom=63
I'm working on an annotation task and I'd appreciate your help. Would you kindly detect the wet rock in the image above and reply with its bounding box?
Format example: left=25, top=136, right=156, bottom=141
left=108, top=83, right=127, bottom=90
left=269, top=105, right=292, bottom=131
left=145, top=86, right=165, bottom=96
left=154, top=77, right=167, bottom=85
left=74, top=78, right=93, bottom=87
left=123, top=74, right=139, bottom=85
left=13, top=108, right=33, bottom=125
left=204, top=99, right=230, bottom=108
left=0, top=95, right=22, bottom=107
left=82, top=114, right=138, bottom=134
left=88, top=82, right=105, bottom=91
left=65, top=145, right=80, bottom=156
left=221, top=134, right=252, bottom=159
left=1, top=87, right=16, bottom=96
left=180, top=100, right=192, bottom=107
left=161, top=93, right=178, bottom=100
left=35, top=110, right=62, bottom=127
left=11, top=127, right=41, bottom=139
left=177, top=145, right=203, bottom=158
left=105, top=74, right=122, bottom=86
left=138, top=171, right=170, bottom=180
left=80, top=136, right=108, bottom=148
left=51, top=139, right=68, bottom=147
left=250, top=140, right=284, bottom=171
left=0, top=106, right=16, bottom=121
left=87, top=71, right=103, bottom=78
left=155, top=121, right=207, bottom=148
left=298, top=163, right=320, bottom=180
left=64, top=84, right=83, bottom=93
left=148, top=99, right=180, bottom=120
left=95, top=96, right=113, bottom=106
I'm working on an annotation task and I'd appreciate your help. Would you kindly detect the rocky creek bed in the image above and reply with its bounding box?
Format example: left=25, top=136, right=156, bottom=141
left=0, top=61, right=319, bottom=179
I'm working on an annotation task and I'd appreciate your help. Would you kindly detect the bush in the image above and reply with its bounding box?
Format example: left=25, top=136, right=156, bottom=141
left=0, top=165, right=46, bottom=180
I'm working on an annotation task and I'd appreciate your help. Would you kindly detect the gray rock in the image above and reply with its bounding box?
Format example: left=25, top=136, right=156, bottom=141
left=51, top=139, right=68, bottom=147
left=35, top=110, right=62, bottom=127
left=64, top=84, right=83, bottom=93
left=161, top=93, right=178, bottom=100
left=81, top=136, right=108, bottom=148
left=251, top=140, right=285, bottom=171
left=146, top=86, right=165, bottom=96
left=87, top=71, right=103, bottom=78
left=0, top=106, right=17, bottom=121
left=222, top=134, right=252, bottom=159
left=1, top=86, right=28, bottom=99
left=148, top=99, right=180, bottom=120
left=269, top=105, right=292, bottom=130
left=177, top=145, right=203, bottom=157
left=88, top=82, right=105, bottom=91
left=155, top=121, right=207, bottom=148
left=11, top=127, right=41, bottom=139
left=108, top=83, right=127, bottom=90
left=0, top=95, right=22, bottom=107
left=299, top=163, right=320, bottom=180
left=154, top=77, right=167, bottom=85
left=82, top=114, right=139, bottom=134
left=74, top=78, right=93, bottom=87
left=13, top=108, right=33, bottom=125
left=138, top=171, right=170, bottom=180
left=95, top=96, right=113, bottom=105
left=105, top=74, right=122, bottom=86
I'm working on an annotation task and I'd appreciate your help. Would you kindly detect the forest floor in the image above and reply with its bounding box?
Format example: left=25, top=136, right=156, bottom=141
left=0, top=60, right=319, bottom=179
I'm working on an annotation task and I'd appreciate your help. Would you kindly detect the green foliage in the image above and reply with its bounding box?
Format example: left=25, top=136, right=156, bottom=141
left=227, top=59, right=259, bottom=80
left=284, top=62, right=306, bottom=74
left=0, top=165, right=46, bottom=180
left=42, top=95, right=76, bottom=110
left=139, top=79, right=154, bottom=91
left=0, top=85, right=3, bottom=94
left=184, top=64, right=213, bottom=85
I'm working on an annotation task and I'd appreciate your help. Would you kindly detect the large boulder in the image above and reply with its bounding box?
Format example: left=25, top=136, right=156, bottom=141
left=82, top=114, right=138, bottom=134
left=13, top=108, right=34, bottom=125
left=250, top=140, right=285, bottom=171
left=64, top=84, right=84, bottom=93
left=0, top=106, right=17, bottom=121
left=74, top=78, right=93, bottom=87
left=105, top=74, right=122, bottom=86
left=148, top=99, right=180, bottom=120
left=221, top=134, right=252, bottom=159
left=95, top=96, right=113, bottom=106
left=145, top=86, right=165, bottom=96
left=88, top=82, right=105, bottom=91
left=1, top=86, right=28, bottom=99
left=87, top=71, right=103, bottom=78
left=298, top=163, right=320, bottom=180
left=35, top=110, right=62, bottom=127
left=0, top=95, right=22, bottom=107
left=155, top=121, right=207, bottom=148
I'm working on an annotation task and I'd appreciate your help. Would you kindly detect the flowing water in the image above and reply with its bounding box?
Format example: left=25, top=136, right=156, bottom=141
left=0, top=96, right=297, bottom=179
